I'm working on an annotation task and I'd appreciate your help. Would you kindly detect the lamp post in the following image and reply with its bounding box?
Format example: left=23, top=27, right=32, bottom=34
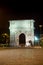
left=39, top=25, right=42, bottom=37
left=39, top=25, right=42, bottom=45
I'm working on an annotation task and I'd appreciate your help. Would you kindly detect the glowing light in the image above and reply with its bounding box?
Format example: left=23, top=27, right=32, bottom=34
left=39, top=25, right=42, bottom=28
left=35, top=36, right=38, bottom=41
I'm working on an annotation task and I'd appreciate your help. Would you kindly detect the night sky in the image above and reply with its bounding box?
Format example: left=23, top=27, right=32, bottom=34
left=0, top=2, right=43, bottom=36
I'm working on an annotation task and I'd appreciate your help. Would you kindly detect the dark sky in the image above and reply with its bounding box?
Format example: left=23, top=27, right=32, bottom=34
left=0, top=2, right=43, bottom=34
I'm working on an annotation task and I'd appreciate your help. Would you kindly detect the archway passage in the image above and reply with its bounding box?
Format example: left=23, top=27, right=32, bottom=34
left=19, top=33, right=26, bottom=46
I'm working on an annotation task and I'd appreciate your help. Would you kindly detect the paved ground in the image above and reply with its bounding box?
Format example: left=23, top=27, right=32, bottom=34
left=0, top=48, right=43, bottom=65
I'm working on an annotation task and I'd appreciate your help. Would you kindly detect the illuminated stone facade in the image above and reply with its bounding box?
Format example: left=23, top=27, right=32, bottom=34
left=9, top=20, right=35, bottom=47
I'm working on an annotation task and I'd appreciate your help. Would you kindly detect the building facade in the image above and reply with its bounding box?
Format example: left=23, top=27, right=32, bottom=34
left=9, top=20, right=35, bottom=47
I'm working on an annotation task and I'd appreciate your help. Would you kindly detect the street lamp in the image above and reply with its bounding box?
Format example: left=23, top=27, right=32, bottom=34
left=39, top=25, right=42, bottom=37
left=39, top=25, right=43, bottom=46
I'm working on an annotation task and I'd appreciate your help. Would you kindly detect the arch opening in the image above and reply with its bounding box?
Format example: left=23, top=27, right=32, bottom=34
left=19, top=33, right=26, bottom=46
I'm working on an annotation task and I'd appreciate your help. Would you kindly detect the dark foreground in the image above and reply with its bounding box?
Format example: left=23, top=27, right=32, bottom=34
left=0, top=48, right=43, bottom=65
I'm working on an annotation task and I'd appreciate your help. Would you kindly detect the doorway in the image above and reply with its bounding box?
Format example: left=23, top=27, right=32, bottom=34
left=19, top=33, right=26, bottom=46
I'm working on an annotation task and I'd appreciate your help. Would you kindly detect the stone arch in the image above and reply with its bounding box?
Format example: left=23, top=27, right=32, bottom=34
left=19, top=33, right=26, bottom=46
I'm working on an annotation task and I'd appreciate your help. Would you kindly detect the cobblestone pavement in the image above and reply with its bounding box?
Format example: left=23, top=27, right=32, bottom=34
left=0, top=48, right=43, bottom=65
